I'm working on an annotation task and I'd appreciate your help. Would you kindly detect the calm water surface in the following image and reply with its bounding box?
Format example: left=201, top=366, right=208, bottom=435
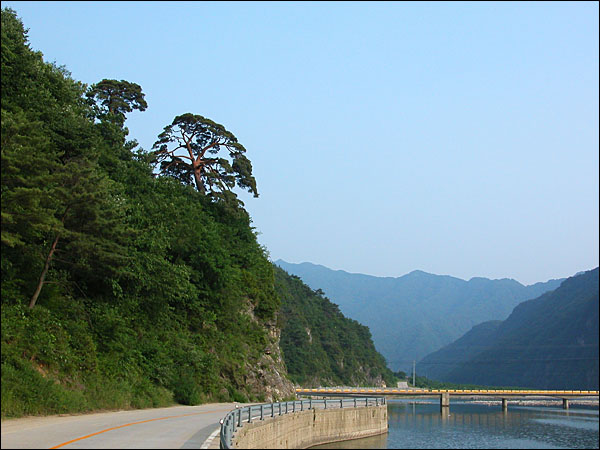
left=313, top=399, right=599, bottom=449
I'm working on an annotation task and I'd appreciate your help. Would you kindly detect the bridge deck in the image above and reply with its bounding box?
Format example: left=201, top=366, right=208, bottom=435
left=296, top=388, right=600, bottom=397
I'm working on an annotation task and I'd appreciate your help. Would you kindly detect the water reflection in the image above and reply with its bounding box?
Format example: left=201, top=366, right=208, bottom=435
left=312, top=434, right=388, bottom=449
left=312, top=400, right=599, bottom=449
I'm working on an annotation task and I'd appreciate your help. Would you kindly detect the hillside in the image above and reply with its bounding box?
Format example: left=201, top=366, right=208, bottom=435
left=420, top=268, right=599, bottom=389
left=1, top=8, right=296, bottom=418
left=275, top=260, right=564, bottom=371
left=417, top=320, right=502, bottom=380
left=274, top=266, right=396, bottom=387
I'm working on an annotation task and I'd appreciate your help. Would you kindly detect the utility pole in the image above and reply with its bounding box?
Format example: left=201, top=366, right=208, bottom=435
left=412, top=360, right=416, bottom=387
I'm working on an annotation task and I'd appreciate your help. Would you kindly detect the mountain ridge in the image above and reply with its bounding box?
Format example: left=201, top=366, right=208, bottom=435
left=274, top=260, right=564, bottom=287
left=419, top=268, right=599, bottom=389
left=274, top=259, right=566, bottom=371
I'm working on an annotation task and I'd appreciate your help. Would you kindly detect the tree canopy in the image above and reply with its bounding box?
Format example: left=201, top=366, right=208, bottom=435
left=86, top=79, right=147, bottom=124
left=152, top=113, right=258, bottom=198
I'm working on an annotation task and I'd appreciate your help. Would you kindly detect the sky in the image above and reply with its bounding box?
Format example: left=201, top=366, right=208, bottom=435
left=4, top=1, right=598, bottom=285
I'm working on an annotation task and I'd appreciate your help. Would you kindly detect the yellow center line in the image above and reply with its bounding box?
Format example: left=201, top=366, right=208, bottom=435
left=49, top=409, right=224, bottom=449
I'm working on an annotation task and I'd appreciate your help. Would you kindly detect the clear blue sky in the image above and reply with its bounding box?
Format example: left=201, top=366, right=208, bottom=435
left=5, top=1, right=598, bottom=285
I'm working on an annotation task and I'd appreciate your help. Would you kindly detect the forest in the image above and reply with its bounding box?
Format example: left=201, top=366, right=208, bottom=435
left=276, top=266, right=396, bottom=387
left=1, top=8, right=395, bottom=418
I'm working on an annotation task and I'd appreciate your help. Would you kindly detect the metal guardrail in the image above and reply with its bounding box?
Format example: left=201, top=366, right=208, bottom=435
left=219, top=397, right=386, bottom=449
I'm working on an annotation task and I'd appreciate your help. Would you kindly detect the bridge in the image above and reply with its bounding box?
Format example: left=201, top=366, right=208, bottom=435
left=295, top=387, right=600, bottom=411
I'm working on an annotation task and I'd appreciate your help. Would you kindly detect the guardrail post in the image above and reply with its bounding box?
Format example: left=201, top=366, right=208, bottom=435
left=309, top=398, right=312, bottom=410
left=248, top=406, right=252, bottom=423
left=301, top=400, right=304, bottom=411
left=376, top=397, right=379, bottom=406
left=354, top=398, right=357, bottom=408
left=279, top=402, right=282, bottom=415
left=219, top=419, right=224, bottom=447
left=324, top=399, right=327, bottom=409
left=286, top=402, right=289, bottom=414
left=237, top=408, right=242, bottom=427
left=340, top=398, right=343, bottom=408
left=261, top=404, right=264, bottom=420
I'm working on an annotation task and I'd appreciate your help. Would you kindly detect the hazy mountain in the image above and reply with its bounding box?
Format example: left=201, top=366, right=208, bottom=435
left=274, top=260, right=564, bottom=371
left=419, top=268, right=599, bottom=389
left=417, top=320, right=503, bottom=380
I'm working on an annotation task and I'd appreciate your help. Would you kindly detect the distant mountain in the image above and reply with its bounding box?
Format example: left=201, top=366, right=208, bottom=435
left=274, top=265, right=395, bottom=387
left=419, top=268, right=599, bottom=389
left=417, top=320, right=503, bottom=381
left=274, top=260, right=564, bottom=371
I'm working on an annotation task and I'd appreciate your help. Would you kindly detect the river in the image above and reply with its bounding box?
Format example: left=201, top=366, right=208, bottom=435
left=313, top=399, right=599, bottom=449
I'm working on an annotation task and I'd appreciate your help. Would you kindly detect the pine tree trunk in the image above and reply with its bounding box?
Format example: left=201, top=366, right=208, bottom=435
left=194, top=170, right=205, bottom=194
left=28, top=233, right=60, bottom=309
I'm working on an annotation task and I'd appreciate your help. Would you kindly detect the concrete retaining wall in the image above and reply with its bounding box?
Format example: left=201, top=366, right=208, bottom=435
left=232, top=405, right=388, bottom=449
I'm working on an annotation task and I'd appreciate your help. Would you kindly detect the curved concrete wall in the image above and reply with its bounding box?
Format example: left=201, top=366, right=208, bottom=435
left=232, top=405, right=387, bottom=449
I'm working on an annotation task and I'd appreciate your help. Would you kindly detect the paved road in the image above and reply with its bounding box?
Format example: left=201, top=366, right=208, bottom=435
left=1, top=403, right=238, bottom=449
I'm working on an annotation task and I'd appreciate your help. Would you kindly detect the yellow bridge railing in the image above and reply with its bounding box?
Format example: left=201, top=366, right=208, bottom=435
left=296, top=387, right=600, bottom=396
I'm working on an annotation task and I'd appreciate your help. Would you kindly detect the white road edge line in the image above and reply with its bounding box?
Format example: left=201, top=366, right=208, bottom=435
left=200, top=426, right=221, bottom=449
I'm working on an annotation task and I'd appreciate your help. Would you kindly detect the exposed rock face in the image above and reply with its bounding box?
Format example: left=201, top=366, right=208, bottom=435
left=241, top=302, right=295, bottom=401
left=351, top=369, right=386, bottom=388
left=297, top=368, right=387, bottom=389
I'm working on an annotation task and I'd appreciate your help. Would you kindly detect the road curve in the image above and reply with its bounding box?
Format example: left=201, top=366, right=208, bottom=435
left=1, top=403, right=238, bottom=449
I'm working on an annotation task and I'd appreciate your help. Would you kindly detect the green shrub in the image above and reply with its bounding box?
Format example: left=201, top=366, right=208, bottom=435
left=1, top=361, right=88, bottom=418
left=173, top=377, right=203, bottom=405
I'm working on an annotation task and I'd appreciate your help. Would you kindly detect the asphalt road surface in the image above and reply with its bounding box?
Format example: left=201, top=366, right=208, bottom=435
left=1, top=403, right=238, bottom=449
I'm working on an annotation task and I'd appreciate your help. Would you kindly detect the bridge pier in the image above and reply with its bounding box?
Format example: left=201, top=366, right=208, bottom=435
left=502, top=398, right=508, bottom=412
left=562, top=399, right=569, bottom=410
left=440, top=393, right=450, bottom=411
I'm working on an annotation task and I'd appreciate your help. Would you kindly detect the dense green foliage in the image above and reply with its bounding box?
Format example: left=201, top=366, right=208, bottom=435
left=86, top=79, right=148, bottom=125
left=275, top=266, right=396, bottom=387
left=1, top=8, right=284, bottom=418
left=419, top=268, right=599, bottom=390
left=276, top=260, right=564, bottom=371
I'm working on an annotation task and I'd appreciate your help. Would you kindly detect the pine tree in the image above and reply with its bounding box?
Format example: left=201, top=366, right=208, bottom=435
left=152, top=113, right=258, bottom=198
